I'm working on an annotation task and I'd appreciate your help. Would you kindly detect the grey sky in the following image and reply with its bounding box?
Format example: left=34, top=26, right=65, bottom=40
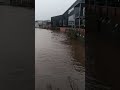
left=35, top=0, right=76, bottom=20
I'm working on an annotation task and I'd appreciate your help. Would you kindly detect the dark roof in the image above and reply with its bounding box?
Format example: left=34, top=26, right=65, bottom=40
left=63, top=0, right=85, bottom=15
left=51, top=0, right=85, bottom=19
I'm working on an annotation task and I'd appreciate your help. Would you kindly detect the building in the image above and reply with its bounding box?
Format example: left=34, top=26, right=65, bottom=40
left=51, top=15, right=63, bottom=27
left=64, top=0, right=85, bottom=28
left=35, top=20, right=51, bottom=29
left=35, top=20, right=42, bottom=28
left=51, top=0, right=85, bottom=28
left=42, top=20, right=51, bottom=29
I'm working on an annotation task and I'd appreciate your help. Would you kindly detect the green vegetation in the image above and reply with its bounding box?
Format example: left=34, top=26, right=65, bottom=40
left=66, top=28, right=85, bottom=43
left=67, top=29, right=78, bottom=39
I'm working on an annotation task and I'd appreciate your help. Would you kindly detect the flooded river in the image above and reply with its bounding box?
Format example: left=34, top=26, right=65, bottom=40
left=35, top=28, right=85, bottom=90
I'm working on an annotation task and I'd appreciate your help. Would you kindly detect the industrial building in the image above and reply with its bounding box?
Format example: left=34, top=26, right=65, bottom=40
left=51, top=0, right=85, bottom=28
left=51, top=15, right=63, bottom=27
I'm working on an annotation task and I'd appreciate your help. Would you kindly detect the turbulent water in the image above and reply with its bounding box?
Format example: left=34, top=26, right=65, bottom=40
left=35, top=28, right=85, bottom=90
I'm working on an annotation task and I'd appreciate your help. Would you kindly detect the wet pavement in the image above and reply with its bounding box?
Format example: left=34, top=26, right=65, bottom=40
left=35, top=28, right=85, bottom=90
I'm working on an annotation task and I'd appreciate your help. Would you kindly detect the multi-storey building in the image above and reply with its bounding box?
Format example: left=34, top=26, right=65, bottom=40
left=51, top=15, right=63, bottom=27
left=51, top=0, right=85, bottom=28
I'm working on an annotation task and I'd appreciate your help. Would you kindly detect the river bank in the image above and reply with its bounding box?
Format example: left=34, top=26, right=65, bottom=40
left=50, top=27, right=85, bottom=42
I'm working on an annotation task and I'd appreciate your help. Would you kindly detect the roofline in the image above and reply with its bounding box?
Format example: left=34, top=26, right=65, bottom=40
left=51, top=0, right=85, bottom=18
left=62, top=0, right=85, bottom=15
left=51, top=15, right=63, bottom=18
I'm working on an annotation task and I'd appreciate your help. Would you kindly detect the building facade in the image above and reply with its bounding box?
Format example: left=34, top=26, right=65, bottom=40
left=66, top=0, right=85, bottom=28
left=51, top=15, right=63, bottom=27
left=51, top=0, right=85, bottom=28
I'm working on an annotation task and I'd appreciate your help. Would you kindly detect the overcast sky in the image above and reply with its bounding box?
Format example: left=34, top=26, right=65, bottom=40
left=35, top=0, right=76, bottom=20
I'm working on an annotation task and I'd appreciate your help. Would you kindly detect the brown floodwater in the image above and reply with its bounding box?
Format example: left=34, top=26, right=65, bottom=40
left=35, top=28, right=85, bottom=90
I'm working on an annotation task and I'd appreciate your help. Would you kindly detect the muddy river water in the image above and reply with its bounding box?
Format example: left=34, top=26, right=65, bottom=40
left=35, top=28, right=85, bottom=90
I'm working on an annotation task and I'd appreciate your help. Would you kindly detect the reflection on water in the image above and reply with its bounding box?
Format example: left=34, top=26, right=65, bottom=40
left=35, top=28, right=85, bottom=90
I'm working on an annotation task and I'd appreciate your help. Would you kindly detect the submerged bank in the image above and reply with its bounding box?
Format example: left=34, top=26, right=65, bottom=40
left=50, top=27, right=85, bottom=43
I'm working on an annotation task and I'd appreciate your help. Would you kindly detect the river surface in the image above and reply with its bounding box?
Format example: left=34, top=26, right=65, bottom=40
left=35, top=28, right=85, bottom=90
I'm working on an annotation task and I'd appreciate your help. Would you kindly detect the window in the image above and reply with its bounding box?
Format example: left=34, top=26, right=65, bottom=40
left=83, top=7, right=85, bottom=16
left=68, top=8, right=74, bottom=14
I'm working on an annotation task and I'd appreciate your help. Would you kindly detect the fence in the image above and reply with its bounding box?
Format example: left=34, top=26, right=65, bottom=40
left=86, top=0, right=120, bottom=7
left=10, top=0, right=34, bottom=8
